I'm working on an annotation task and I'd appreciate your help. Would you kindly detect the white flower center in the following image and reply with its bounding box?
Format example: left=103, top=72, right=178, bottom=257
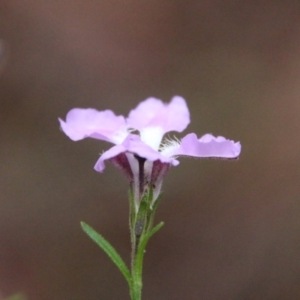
left=139, top=126, right=164, bottom=150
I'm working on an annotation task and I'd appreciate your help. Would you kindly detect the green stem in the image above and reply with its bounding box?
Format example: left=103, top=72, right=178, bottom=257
left=130, top=224, right=142, bottom=300
left=128, top=183, right=163, bottom=300
left=131, top=272, right=142, bottom=300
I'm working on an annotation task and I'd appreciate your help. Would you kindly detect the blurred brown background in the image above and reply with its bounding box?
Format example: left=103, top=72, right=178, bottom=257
left=1, top=1, right=300, bottom=299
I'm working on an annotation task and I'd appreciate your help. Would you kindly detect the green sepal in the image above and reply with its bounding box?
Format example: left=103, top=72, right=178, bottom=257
left=128, top=186, right=136, bottom=228
left=145, top=192, right=162, bottom=233
left=135, top=191, right=150, bottom=236
left=134, top=186, right=154, bottom=235
left=81, top=222, right=132, bottom=287
left=150, top=192, right=162, bottom=212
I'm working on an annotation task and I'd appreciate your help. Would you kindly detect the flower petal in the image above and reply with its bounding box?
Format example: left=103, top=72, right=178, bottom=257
left=172, top=133, right=241, bottom=158
left=59, top=108, right=128, bottom=144
left=127, top=96, right=190, bottom=149
left=127, top=96, right=190, bottom=132
left=94, top=135, right=179, bottom=173
left=94, top=143, right=127, bottom=172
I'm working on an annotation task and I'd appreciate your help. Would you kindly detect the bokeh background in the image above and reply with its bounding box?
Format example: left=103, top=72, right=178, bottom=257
left=1, top=1, right=300, bottom=299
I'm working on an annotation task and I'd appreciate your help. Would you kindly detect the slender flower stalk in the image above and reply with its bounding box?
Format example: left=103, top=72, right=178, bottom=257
left=59, top=96, right=241, bottom=299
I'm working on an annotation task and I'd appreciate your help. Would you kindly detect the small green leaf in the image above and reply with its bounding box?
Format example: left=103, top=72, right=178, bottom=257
left=134, top=222, right=164, bottom=280
left=81, top=222, right=132, bottom=287
left=140, top=222, right=164, bottom=254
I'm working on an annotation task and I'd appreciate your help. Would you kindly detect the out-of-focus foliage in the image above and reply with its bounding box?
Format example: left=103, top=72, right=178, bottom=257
left=4, top=294, right=26, bottom=300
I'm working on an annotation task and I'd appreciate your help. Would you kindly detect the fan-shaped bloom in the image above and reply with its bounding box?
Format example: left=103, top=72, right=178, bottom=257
left=59, top=96, right=241, bottom=208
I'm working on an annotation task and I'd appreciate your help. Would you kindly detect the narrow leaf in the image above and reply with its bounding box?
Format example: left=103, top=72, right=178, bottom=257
left=140, top=222, right=164, bottom=254
left=134, top=222, right=164, bottom=280
left=81, top=222, right=132, bottom=286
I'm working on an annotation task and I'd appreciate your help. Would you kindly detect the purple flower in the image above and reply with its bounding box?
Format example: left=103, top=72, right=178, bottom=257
left=59, top=96, right=241, bottom=207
